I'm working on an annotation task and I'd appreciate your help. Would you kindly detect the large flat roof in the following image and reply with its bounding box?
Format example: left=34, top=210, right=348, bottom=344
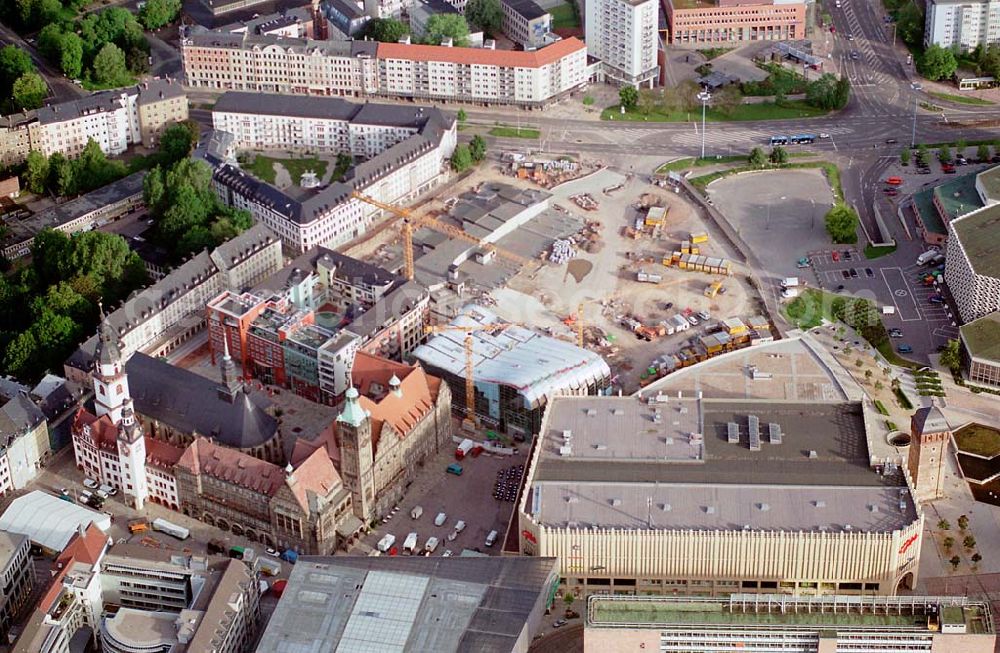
left=255, top=556, right=558, bottom=653
left=960, top=310, right=1000, bottom=362
left=588, top=595, right=994, bottom=634
left=0, top=491, right=111, bottom=551
left=952, top=205, right=1000, bottom=279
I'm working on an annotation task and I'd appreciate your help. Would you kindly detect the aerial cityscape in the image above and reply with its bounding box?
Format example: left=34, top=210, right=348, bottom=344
left=0, top=0, right=997, bottom=650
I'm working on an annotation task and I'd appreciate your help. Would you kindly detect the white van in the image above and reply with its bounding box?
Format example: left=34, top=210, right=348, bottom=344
left=424, top=537, right=439, bottom=554
left=79, top=491, right=92, bottom=504
left=434, top=512, right=447, bottom=526
left=410, top=506, right=423, bottom=520
left=485, top=530, right=498, bottom=547
left=377, top=534, right=396, bottom=552
left=403, top=532, right=418, bottom=554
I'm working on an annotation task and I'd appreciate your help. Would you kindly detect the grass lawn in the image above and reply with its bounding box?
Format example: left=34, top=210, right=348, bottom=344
left=954, top=424, right=1000, bottom=457
left=83, top=76, right=137, bottom=91
left=783, top=288, right=840, bottom=329
left=489, top=126, right=541, bottom=139
left=697, top=47, right=733, bottom=60
left=549, top=2, right=580, bottom=29
left=655, top=155, right=746, bottom=173
left=865, top=243, right=898, bottom=259
left=875, top=340, right=920, bottom=370
left=689, top=161, right=841, bottom=199
left=602, top=100, right=829, bottom=123
left=246, top=155, right=328, bottom=185
left=929, top=91, right=995, bottom=106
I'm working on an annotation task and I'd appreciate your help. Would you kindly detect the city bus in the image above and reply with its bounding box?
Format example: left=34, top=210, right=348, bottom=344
left=769, top=136, right=788, bottom=146
left=790, top=134, right=817, bottom=144
left=151, top=518, right=190, bottom=540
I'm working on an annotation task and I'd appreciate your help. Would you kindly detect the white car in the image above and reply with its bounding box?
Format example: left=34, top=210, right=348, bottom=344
left=434, top=512, right=447, bottom=526
left=453, top=520, right=466, bottom=533
left=442, top=549, right=453, bottom=557
left=83, top=478, right=99, bottom=489
left=819, top=133, right=830, bottom=139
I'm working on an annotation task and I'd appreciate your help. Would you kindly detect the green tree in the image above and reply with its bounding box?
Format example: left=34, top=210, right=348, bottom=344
left=944, top=537, right=955, bottom=550
left=938, top=518, right=951, bottom=530
left=3, top=330, right=38, bottom=381
left=919, top=44, right=958, bottom=81
left=900, top=148, right=911, bottom=166
left=865, top=369, right=873, bottom=381
left=143, top=166, right=166, bottom=209
left=423, top=14, right=471, bottom=46
left=958, top=514, right=969, bottom=531
left=158, top=121, right=200, bottom=165
left=805, top=73, right=843, bottom=110
left=24, top=151, right=50, bottom=195
left=450, top=144, right=473, bottom=172
left=457, top=108, right=467, bottom=124
left=12, top=72, right=47, bottom=110
left=972, top=552, right=983, bottom=566
left=138, top=0, right=181, bottom=29
left=31, top=228, right=71, bottom=287
left=469, top=134, right=487, bottom=162
left=619, top=86, right=639, bottom=111
left=564, top=592, right=575, bottom=608
left=963, top=535, right=977, bottom=549
left=748, top=147, right=767, bottom=168
left=856, top=358, right=864, bottom=368
left=33, top=282, right=91, bottom=322
left=38, top=24, right=66, bottom=65
left=0, top=46, right=34, bottom=92
left=825, top=203, right=859, bottom=244
left=712, top=84, right=741, bottom=116
left=938, top=145, right=953, bottom=164
left=978, top=143, right=991, bottom=161
left=53, top=155, right=77, bottom=196
left=895, top=2, right=924, bottom=45
left=582, top=95, right=595, bottom=106
left=769, top=146, right=788, bottom=165
left=60, top=32, right=84, bottom=79
left=464, top=0, right=502, bottom=35
left=979, top=44, right=1000, bottom=78
left=361, top=17, right=410, bottom=42
left=940, top=338, right=961, bottom=371
left=92, top=43, right=130, bottom=86
left=916, top=144, right=929, bottom=166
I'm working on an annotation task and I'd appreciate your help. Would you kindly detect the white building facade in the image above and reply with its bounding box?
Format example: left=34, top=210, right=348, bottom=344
left=586, top=0, right=660, bottom=87
left=925, top=0, right=1000, bottom=51
left=945, top=207, right=1000, bottom=323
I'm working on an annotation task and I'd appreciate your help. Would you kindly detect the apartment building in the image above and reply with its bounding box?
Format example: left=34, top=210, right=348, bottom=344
left=945, top=205, right=1000, bottom=323
left=0, top=394, right=50, bottom=497
left=586, top=0, right=659, bottom=87
left=209, top=93, right=456, bottom=253
left=0, top=79, right=187, bottom=166
left=925, top=0, right=1000, bottom=51
left=0, top=533, right=33, bottom=644
left=664, top=0, right=806, bottom=46
left=180, top=28, right=379, bottom=96
left=180, top=27, right=589, bottom=107
left=501, top=0, right=555, bottom=48
left=64, top=223, right=283, bottom=385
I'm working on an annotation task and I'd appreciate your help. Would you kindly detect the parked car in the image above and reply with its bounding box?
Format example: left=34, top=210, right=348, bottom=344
left=897, top=344, right=913, bottom=353
left=446, top=463, right=463, bottom=476
left=832, top=251, right=841, bottom=261
left=434, top=512, right=447, bottom=526
left=841, top=270, right=851, bottom=279
left=850, top=268, right=859, bottom=278
left=843, top=250, right=852, bottom=260
left=553, top=619, right=568, bottom=628
left=929, top=296, right=945, bottom=304
left=865, top=268, right=875, bottom=278
left=83, top=478, right=99, bottom=489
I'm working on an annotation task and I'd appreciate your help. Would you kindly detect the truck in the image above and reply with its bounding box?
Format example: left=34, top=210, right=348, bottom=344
left=152, top=518, right=190, bottom=540
left=455, top=439, right=475, bottom=460
left=280, top=550, right=298, bottom=564
left=780, top=277, right=800, bottom=288
left=411, top=505, right=424, bottom=519
left=377, top=534, right=396, bottom=552
left=403, top=532, right=418, bottom=555
left=257, top=557, right=281, bottom=577
left=424, top=537, right=439, bottom=554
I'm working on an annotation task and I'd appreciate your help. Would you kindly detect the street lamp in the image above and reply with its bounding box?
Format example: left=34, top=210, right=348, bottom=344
left=697, top=91, right=712, bottom=160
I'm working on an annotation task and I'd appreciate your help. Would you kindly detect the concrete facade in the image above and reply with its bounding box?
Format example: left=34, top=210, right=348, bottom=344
left=665, top=0, right=806, bottom=45
left=586, top=0, right=660, bottom=86
left=925, top=0, right=1000, bottom=51
left=944, top=206, right=1000, bottom=323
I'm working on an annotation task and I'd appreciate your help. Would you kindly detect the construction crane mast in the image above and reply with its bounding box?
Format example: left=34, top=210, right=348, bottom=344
left=350, top=191, right=534, bottom=282
left=424, top=322, right=516, bottom=432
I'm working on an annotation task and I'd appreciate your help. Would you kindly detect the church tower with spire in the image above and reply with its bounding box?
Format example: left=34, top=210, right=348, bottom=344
left=337, top=388, right=375, bottom=522
left=116, top=396, right=149, bottom=510
left=217, top=337, right=244, bottom=403
left=93, top=304, right=129, bottom=424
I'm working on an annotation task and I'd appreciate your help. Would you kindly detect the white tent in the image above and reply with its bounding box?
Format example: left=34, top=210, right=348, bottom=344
left=0, top=491, right=111, bottom=552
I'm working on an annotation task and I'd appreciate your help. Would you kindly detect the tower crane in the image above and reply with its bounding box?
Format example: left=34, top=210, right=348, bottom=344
left=350, top=191, right=534, bottom=282
left=424, top=321, right=518, bottom=432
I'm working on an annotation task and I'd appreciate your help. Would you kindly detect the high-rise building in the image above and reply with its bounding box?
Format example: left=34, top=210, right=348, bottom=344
left=925, top=0, right=1000, bottom=51
left=945, top=205, right=1000, bottom=323
left=585, top=0, right=660, bottom=87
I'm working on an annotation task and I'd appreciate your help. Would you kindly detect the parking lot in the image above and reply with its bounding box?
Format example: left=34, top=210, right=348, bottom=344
left=352, top=441, right=529, bottom=557
left=805, top=246, right=958, bottom=359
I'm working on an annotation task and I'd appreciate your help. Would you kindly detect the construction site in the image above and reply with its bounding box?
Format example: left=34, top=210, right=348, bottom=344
left=343, top=151, right=769, bottom=396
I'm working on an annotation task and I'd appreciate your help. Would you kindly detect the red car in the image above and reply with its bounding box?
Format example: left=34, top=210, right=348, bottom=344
left=832, top=251, right=841, bottom=262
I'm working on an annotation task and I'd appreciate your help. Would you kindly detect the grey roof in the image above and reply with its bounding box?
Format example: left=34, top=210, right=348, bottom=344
left=218, top=6, right=313, bottom=33
left=502, top=0, right=549, bottom=20
left=0, top=531, right=27, bottom=569
left=2, top=172, right=145, bottom=251
left=192, top=129, right=236, bottom=168
left=316, top=247, right=398, bottom=288
left=184, top=28, right=377, bottom=58
left=34, top=79, right=182, bottom=125
left=255, top=556, right=558, bottom=653
left=96, top=311, right=123, bottom=369
left=0, top=394, right=45, bottom=446
left=68, top=223, right=279, bottom=371
left=412, top=0, right=460, bottom=17
left=124, top=353, right=278, bottom=449
left=912, top=405, right=950, bottom=435
left=212, top=97, right=453, bottom=226
left=346, top=280, right=429, bottom=340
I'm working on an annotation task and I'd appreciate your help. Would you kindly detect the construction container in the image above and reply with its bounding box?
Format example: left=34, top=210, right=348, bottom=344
left=721, top=317, right=747, bottom=335
left=645, top=206, right=667, bottom=226
left=691, top=231, right=709, bottom=244
left=637, top=270, right=663, bottom=283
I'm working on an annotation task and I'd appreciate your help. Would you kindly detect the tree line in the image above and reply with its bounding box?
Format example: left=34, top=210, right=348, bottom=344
left=0, top=46, right=48, bottom=112
left=361, top=0, right=502, bottom=46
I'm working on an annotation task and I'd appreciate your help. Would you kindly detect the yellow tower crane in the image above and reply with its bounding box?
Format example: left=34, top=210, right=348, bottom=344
left=350, top=191, right=534, bottom=282
left=424, top=321, right=517, bottom=432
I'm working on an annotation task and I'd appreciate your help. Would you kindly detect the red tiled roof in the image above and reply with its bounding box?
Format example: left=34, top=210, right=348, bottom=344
left=351, top=351, right=415, bottom=396
left=288, top=447, right=342, bottom=512
left=146, top=438, right=185, bottom=469
left=376, top=37, right=585, bottom=69
left=73, top=407, right=184, bottom=467
left=290, top=422, right=341, bottom=468
left=40, top=524, right=110, bottom=612
left=176, top=437, right=286, bottom=496
left=350, top=354, right=442, bottom=452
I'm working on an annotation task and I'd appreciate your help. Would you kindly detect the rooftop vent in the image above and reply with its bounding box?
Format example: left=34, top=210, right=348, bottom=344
left=758, top=503, right=770, bottom=512
left=808, top=450, right=818, bottom=458
left=565, top=496, right=578, bottom=503
left=814, top=500, right=826, bottom=508
left=845, top=524, right=853, bottom=531
left=704, top=506, right=716, bottom=514
left=869, top=505, right=879, bottom=513
left=610, top=499, right=622, bottom=506
left=661, top=503, right=671, bottom=511
left=612, top=408, right=625, bottom=416
left=594, top=444, right=606, bottom=451
left=586, top=408, right=597, bottom=417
